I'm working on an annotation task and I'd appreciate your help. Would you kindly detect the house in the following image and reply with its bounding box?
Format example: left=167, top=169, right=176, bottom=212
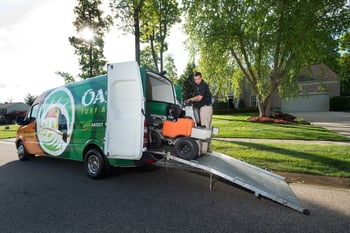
left=0, top=102, right=29, bottom=124
left=279, top=64, right=340, bottom=112
left=235, top=64, right=340, bottom=112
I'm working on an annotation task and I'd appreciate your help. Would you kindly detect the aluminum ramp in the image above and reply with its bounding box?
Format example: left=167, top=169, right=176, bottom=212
left=153, top=151, right=309, bottom=215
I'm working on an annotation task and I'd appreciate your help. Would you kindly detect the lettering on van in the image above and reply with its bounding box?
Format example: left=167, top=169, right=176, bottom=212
left=80, top=88, right=107, bottom=115
left=37, top=87, right=75, bottom=156
left=82, top=89, right=106, bottom=106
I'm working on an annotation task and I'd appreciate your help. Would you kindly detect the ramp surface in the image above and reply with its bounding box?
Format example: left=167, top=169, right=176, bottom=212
left=154, top=151, right=308, bottom=214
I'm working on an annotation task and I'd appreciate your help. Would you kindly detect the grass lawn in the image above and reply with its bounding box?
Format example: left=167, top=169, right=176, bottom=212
left=212, top=113, right=350, bottom=141
left=0, top=124, right=18, bottom=139
left=2, top=113, right=350, bottom=178
left=211, top=140, right=350, bottom=178
left=211, top=113, right=350, bottom=178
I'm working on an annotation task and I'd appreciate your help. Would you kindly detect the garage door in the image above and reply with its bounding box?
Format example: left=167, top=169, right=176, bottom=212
left=281, top=92, right=329, bottom=112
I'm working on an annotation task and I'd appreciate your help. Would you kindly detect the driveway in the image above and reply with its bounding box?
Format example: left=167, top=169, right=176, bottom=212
left=290, top=111, right=350, bottom=138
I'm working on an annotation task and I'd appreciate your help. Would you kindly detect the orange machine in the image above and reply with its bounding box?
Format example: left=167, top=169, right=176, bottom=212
left=162, top=118, right=195, bottom=138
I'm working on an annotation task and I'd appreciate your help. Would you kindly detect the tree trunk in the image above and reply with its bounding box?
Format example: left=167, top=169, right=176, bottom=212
left=257, top=95, right=272, bottom=117
left=134, top=11, right=141, bottom=65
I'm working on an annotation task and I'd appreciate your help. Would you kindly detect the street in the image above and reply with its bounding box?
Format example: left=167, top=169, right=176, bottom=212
left=0, top=140, right=349, bottom=233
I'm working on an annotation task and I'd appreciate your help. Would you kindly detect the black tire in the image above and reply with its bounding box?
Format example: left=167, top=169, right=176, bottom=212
left=174, top=137, right=199, bottom=160
left=84, top=148, right=107, bottom=179
left=17, top=141, right=30, bottom=161
left=150, top=130, right=162, bottom=148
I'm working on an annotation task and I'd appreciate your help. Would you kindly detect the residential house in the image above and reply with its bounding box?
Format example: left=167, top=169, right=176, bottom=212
left=235, top=64, right=340, bottom=112
left=280, top=64, right=339, bottom=112
left=0, top=102, right=29, bottom=124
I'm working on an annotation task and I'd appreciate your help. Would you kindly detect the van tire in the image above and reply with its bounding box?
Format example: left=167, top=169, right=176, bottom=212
left=174, top=137, right=199, bottom=160
left=84, top=148, right=107, bottom=179
left=17, top=141, right=30, bottom=161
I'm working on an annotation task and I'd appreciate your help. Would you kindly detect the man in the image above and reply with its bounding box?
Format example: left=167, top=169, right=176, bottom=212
left=186, top=72, right=213, bottom=153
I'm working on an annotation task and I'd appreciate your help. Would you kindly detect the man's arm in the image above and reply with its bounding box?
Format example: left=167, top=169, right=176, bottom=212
left=187, top=95, right=203, bottom=103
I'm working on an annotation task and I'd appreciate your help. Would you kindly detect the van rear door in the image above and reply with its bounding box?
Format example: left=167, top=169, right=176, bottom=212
left=105, top=61, right=145, bottom=160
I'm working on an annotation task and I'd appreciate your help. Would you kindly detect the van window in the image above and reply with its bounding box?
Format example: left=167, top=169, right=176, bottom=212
left=146, top=73, right=175, bottom=103
left=25, top=104, right=40, bottom=123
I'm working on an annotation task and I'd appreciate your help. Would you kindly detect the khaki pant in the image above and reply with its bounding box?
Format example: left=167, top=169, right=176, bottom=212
left=200, top=105, right=213, bottom=153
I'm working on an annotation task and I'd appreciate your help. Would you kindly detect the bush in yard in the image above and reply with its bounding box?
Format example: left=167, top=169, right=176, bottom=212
left=330, top=96, right=349, bottom=111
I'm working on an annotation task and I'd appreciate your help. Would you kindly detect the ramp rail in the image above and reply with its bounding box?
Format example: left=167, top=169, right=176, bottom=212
left=152, top=150, right=309, bottom=215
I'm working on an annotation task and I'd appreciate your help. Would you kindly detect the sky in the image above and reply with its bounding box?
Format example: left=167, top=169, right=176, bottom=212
left=0, top=0, right=188, bottom=103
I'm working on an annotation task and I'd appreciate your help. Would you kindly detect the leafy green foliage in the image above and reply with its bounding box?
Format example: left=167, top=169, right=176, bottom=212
left=163, top=55, right=177, bottom=82
left=69, top=0, right=112, bottom=79
left=338, top=31, right=350, bottom=95
left=330, top=96, right=349, bottom=111
left=183, top=0, right=350, bottom=117
left=55, top=71, right=76, bottom=84
left=140, top=0, right=180, bottom=72
left=111, top=0, right=180, bottom=72
left=177, top=62, right=197, bottom=100
left=110, top=0, right=144, bottom=64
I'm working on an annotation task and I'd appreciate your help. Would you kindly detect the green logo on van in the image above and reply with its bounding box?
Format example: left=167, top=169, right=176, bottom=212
left=37, top=87, right=75, bottom=156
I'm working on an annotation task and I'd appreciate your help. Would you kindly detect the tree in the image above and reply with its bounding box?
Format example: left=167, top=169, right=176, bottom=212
left=69, top=0, right=112, bottom=80
left=163, top=55, right=177, bottom=82
left=338, top=31, right=350, bottom=95
left=177, top=62, right=197, bottom=100
left=24, top=93, right=37, bottom=106
left=141, top=0, right=180, bottom=72
left=110, top=0, right=144, bottom=64
left=140, top=46, right=157, bottom=71
left=183, top=0, right=350, bottom=117
left=55, top=71, right=76, bottom=84
left=110, top=0, right=180, bottom=71
left=140, top=47, right=178, bottom=80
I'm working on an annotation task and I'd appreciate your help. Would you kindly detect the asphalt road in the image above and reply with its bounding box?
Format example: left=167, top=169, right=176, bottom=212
left=0, top=140, right=349, bottom=233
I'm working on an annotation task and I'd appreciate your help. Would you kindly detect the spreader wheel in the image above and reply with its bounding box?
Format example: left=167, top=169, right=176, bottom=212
left=174, top=137, right=199, bottom=160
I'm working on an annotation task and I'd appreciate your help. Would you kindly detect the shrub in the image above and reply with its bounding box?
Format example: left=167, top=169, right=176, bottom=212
left=330, top=96, right=349, bottom=111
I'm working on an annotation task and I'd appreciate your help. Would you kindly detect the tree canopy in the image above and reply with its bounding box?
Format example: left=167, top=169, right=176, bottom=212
left=110, top=0, right=180, bottom=73
left=69, top=0, right=112, bottom=80
left=183, top=0, right=350, bottom=116
left=338, top=31, right=350, bottom=95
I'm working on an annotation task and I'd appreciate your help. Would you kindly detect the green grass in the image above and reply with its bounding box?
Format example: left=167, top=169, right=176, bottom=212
left=0, top=125, right=18, bottom=139
left=2, top=114, right=350, bottom=178
left=211, top=113, right=350, bottom=178
left=212, top=113, right=350, bottom=141
left=211, top=140, right=350, bottom=178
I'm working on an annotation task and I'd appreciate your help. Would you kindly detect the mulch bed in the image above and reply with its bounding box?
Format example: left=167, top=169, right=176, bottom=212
left=247, top=112, right=303, bottom=125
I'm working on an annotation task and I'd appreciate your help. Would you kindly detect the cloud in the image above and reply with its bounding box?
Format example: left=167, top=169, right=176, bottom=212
left=0, top=0, right=47, bottom=28
left=0, top=28, right=22, bottom=53
left=0, top=82, right=6, bottom=88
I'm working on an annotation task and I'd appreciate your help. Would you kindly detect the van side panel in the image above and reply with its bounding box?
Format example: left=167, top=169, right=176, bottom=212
left=67, top=75, right=107, bottom=160
left=35, top=75, right=107, bottom=161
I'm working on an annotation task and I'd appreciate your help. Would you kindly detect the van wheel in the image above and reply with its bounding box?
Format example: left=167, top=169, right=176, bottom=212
left=17, top=141, right=30, bottom=161
left=84, top=148, right=107, bottom=179
left=174, top=137, right=199, bottom=160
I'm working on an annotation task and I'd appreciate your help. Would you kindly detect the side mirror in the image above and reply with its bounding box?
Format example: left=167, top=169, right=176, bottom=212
left=16, top=116, right=25, bottom=125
